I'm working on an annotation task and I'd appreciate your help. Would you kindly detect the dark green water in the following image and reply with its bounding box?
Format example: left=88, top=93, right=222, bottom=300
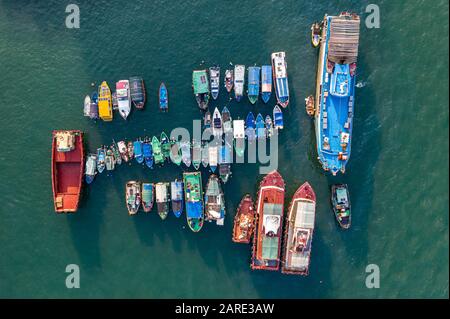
left=0, top=0, right=448, bottom=298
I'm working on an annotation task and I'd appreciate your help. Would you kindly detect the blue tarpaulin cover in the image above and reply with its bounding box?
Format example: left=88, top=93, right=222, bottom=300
left=187, top=201, right=202, bottom=218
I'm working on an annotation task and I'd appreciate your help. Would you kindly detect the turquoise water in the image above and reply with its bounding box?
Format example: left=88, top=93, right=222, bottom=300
left=0, top=0, right=448, bottom=298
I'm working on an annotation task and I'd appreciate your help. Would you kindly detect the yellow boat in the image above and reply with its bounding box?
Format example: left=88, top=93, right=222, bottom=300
left=98, top=81, right=113, bottom=121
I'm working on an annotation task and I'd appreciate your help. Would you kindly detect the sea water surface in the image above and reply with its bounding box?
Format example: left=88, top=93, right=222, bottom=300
left=0, top=0, right=448, bottom=298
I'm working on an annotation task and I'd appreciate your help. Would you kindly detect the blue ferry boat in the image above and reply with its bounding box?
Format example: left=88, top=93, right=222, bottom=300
left=261, top=65, right=272, bottom=103
left=315, top=13, right=360, bottom=175
left=247, top=66, right=260, bottom=104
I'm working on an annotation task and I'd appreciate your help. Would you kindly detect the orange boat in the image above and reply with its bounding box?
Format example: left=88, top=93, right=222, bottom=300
left=281, top=182, right=316, bottom=276
left=232, top=194, right=255, bottom=244
left=51, top=130, right=84, bottom=213
left=251, top=171, right=285, bottom=271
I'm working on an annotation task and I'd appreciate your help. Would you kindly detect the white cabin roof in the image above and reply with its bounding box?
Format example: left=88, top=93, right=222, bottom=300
left=233, top=120, right=245, bottom=138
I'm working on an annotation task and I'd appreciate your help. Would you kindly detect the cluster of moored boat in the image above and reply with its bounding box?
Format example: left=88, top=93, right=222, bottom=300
left=83, top=77, right=170, bottom=121
left=52, top=12, right=360, bottom=278
left=124, top=173, right=225, bottom=231
left=192, top=52, right=289, bottom=110
left=232, top=171, right=351, bottom=276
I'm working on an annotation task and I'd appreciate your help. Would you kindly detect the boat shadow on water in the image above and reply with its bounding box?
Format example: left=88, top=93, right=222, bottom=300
left=66, top=180, right=103, bottom=271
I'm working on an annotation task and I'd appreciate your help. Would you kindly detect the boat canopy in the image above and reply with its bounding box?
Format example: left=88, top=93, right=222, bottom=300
left=143, top=143, right=152, bottom=157
left=294, top=201, right=315, bottom=229
left=336, top=188, right=348, bottom=204
left=329, top=64, right=351, bottom=97
left=187, top=202, right=202, bottom=218
left=233, top=120, right=245, bottom=138
left=130, top=77, right=145, bottom=102
left=55, top=131, right=76, bottom=152
left=328, top=15, right=360, bottom=64
left=193, top=70, right=209, bottom=94
left=142, top=183, right=153, bottom=202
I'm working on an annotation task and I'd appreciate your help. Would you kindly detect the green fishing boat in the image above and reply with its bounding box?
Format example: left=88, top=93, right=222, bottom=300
left=183, top=172, right=204, bottom=232
left=161, top=131, right=171, bottom=161
left=192, top=70, right=210, bottom=111
left=151, top=136, right=164, bottom=165
left=170, top=138, right=182, bottom=166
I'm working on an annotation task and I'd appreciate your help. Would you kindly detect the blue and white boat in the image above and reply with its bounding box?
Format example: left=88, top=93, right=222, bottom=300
left=273, top=105, right=284, bottom=130
left=143, top=140, right=153, bottom=168
left=271, top=51, right=289, bottom=108
left=315, top=13, right=360, bottom=175
left=247, top=66, right=260, bottom=104
left=96, top=147, right=106, bottom=173
left=171, top=180, right=184, bottom=218
left=255, top=113, right=265, bottom=139
left=85, top=154, right=97, bottom=184
left=159, top=82, right=168, bottom=112
left=218, top=144, right=232, bottom=183
left=234, top=65, right=245, bottom=102
left=209, top=66, right=220, bottom=100
left=261, top=65, right=272, bottom=103
left=245, top=112, right=256, bottom=142
left=133, top=140, right=144, bottom=164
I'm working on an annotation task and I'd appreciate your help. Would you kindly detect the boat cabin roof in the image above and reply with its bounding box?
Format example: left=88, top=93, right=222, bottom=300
left=328, top=15, right=360, bottom=64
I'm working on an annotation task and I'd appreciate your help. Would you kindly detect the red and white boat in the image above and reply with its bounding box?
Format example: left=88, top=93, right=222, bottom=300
left=281, top=182, right=316, bottom=275
left=51, top=130, right=84, bottom=213
left=251, top=171, right=285, bottom=271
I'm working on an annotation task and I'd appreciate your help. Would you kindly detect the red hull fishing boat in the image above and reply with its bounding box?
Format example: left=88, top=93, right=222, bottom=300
left=281, top=182, right=316, bottom=276
left=51, top=130, right=84, bottom=213
left=232, top=194, right=255, bottom=244
left=251, top=171, right=285, bottom=271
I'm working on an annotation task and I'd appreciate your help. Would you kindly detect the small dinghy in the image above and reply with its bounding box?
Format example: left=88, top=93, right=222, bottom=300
left=85, top=154, right=97, bottom=184
left=170, top=138, right=182, bottom=166
left=111, top=140, right=122, bottom=165
left=181, top=141, right=191, bottom=167
left=83, top=95, right=91, bottom=117
left=208, top=145, right=218, bottom=173
left=152, top=136, right=164, bottom=165
left=232, top=194, right=255, bottom=243
left=112, top=92, right=118, bottom=110
left=171, top=180, right=184, bottom=218
left=247, top=66, right=260, bottom=104
left=127, top=141, right=134, bottom=161
left=105, top=148, right=115, bottom=171
left=305, top=95, right=315, bottom=116
left=133, top=140, right=144, bottom=164
left=159, top=82, right=168, bottom=112
left=273, top=105, right=284, bottom=130
left=201, top=142, right=209, bottom=168
left=156, top=182, right=170, bottom=220
left=212, top=107, right=223, bottom=140
left=255, top=113, right=265, bottom=139
left=117, top=140, right=129, bottom=162
left=234, top=64, right=245, bottom=102
left=261, top=65, right=272, bottom=103
left=96, top=147, right=106, bottom=173
left=192, top=140, right=202, bottom=170
left=222, top=106, right=233, bottom=136
left=204, top=174, right=225, bottom=226
left=265, top=115, right=274, bottom=138
left=142, top=183, right=154, bottom=212
left=331, top=184, right=351, bottom=229
left=126, top=181, right=141, bottom=215
left=245, top=112, right=256, bottom=142
left=160, top=132, right=171, bottom=161
left=311, top=22, right=321, bottom=48
left=224, top=69, right=234, bottom=93
left=143, top=139, right=153, bottom=168
left=209, top=66, right=220, bottom=100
